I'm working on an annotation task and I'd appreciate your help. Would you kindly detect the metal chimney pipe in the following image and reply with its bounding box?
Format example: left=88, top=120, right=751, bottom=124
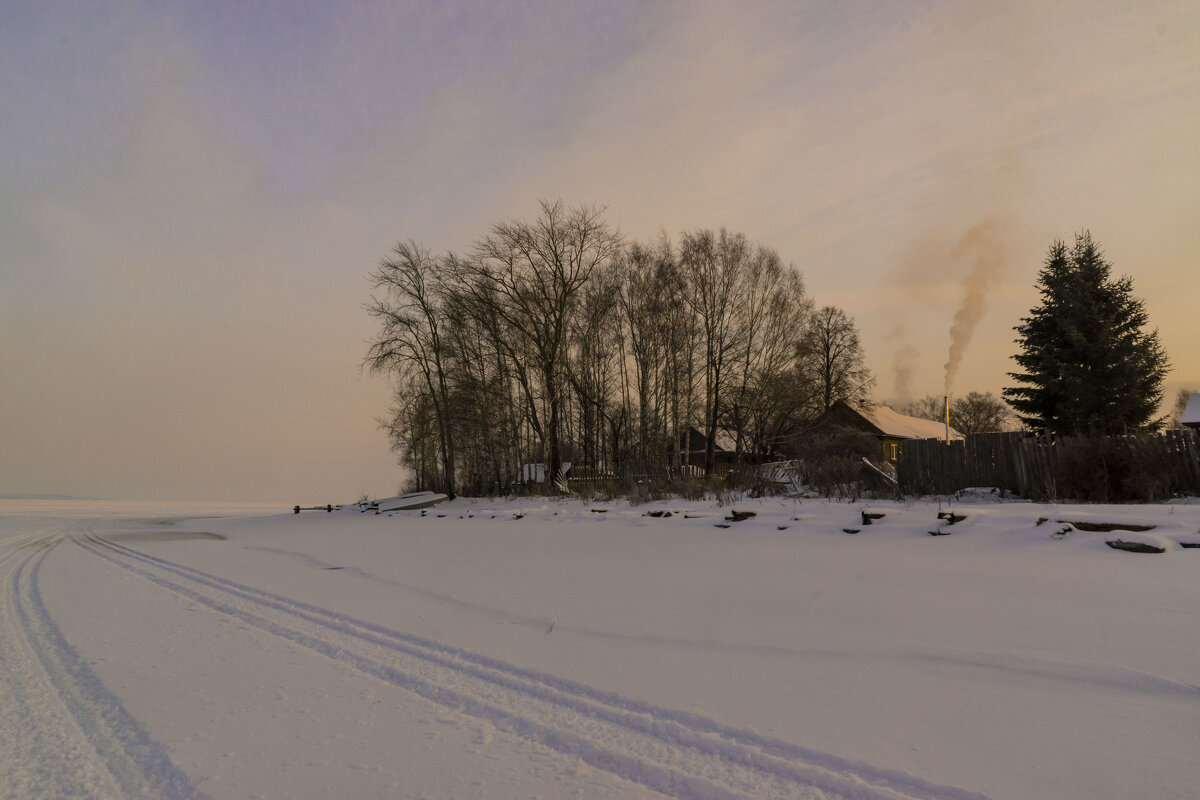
left=944, top=395, right=950, bottom=444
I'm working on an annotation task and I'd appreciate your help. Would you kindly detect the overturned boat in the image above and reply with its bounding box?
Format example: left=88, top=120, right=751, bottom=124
left=375, top=491, right=449, bottom=513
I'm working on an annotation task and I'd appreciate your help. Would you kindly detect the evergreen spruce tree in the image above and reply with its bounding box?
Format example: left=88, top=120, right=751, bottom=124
left=1003, top=232, right=1168, bottom=435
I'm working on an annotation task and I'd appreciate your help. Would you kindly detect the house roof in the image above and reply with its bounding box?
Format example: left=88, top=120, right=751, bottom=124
left=860, top=404, right=964, bottom=441
left=712, top=429, right=738, bottom=452
left=1182, top=394, right=1200, bottom=428
left=681, top=427, right=738, bottom=452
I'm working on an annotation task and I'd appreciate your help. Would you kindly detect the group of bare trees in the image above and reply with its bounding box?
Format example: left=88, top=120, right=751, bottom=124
left=366, top=201, right=872, bottom=497
left=898, top=392, right=1012, bottom=434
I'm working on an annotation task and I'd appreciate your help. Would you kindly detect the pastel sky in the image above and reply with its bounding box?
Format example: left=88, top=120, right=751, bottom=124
left=3, top=1, right=1198, bottom=502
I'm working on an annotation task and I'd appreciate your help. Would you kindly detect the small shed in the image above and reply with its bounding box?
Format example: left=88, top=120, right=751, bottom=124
left=518, top=462, right=572, bottom=484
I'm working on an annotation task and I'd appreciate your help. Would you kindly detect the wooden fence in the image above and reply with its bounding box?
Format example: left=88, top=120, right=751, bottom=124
left=897, top=429, right=1200, bottom=501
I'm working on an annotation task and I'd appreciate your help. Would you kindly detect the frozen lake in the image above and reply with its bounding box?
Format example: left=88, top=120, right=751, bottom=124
left=2, top=495, right=1198, bottom=799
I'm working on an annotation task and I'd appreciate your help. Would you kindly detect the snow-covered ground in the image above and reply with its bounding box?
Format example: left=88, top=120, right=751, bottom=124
left=2, top=494, right=1198, bottom=799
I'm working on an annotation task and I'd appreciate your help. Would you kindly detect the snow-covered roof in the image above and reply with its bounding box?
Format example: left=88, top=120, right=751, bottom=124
left=861, top=405, right=964, bottom=441
left=1181, top=394, right=1200, bottom=428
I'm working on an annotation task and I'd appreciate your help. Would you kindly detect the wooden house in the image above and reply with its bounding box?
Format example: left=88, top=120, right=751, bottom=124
left=811, top=401, right=963, bottom=464
left=676, top=427, right=740, bottom=469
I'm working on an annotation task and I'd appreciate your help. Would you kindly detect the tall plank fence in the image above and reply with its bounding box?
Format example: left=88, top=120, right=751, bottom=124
left=897, top=429, right=1200, bottom=502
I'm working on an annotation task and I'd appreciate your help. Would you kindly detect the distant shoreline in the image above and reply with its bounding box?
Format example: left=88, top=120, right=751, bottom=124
left=0, top=497, right=289, bottom=520
left=0, top=493, right=86, bottom=500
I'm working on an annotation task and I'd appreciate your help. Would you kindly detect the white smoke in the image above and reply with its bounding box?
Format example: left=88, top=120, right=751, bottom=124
left=893, top=341, right=917, bottom=403
left=944, top=219, right=1006, bottom=393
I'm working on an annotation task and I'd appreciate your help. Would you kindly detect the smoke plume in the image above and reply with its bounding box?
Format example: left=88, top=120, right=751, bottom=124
left=943, top=219, right=1006, bottom=393
left=893, top=341, right=917, bottom=403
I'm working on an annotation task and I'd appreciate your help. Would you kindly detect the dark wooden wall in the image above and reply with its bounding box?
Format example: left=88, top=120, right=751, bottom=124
left=898, top=430, right=1200, bottom=502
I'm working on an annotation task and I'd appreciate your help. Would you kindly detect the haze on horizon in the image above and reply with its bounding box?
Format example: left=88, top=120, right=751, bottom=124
left=2, top=1, right=1197, bottom=503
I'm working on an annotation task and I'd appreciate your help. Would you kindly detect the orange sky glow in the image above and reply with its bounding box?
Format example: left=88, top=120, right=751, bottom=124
left=2, top=1, right=1197, bottom=501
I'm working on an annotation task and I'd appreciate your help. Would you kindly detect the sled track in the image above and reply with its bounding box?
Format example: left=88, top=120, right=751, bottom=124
left=0, top=531, right=206, bottom=799
left=80, top=532, right=989, bottom=800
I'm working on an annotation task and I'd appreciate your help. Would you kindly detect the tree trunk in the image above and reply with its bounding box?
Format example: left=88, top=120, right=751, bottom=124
left=545, top=368, right=563, bottom=491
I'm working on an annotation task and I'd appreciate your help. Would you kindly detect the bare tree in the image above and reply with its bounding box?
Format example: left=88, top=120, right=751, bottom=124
left=655, top=249, right=700, bottom=473
left=565, top=266, right=624, bottom=473
left=900, top=392, right=1011, bottom=434
left=679, top=229, right=762, bottom=475
left=756, top=269, right=815, bottom=453
left=899, top=395, right=946, bottom=422
left=724, top=258, right=812, bottom=459
left=950, top=391, right=1011, bottom=434
left=452, top=201, right=621, bottom=489
left=614, top=242, right=663, bottom=469
left=365, top=241, right=457, bottom=498
left=441, top=298, right=524, bottom=494
left=802, top=305, right=873, bottom=414
left=380, top=377, right=441, bottom=492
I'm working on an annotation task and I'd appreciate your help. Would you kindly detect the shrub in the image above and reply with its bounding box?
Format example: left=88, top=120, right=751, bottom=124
left=1054, top=434, right=1176, bottom=503
left=797, top=427, right=889, bottom=500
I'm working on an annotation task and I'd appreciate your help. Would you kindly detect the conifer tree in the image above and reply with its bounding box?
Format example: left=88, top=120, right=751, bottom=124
left=1004, top=232, right=1168, bottom=434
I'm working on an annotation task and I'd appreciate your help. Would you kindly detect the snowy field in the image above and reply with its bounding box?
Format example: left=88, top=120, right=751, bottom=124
left=2, top=495, right=1198, bottom=800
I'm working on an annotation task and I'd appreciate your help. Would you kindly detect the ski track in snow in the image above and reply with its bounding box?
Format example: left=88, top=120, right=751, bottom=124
left=70, top=530, right=991, bottom=800
left=0, top=528, right=207, bottom=800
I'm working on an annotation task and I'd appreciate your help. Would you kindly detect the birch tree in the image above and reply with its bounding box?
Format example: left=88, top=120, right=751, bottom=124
left=454, top=201, right=621, bottom=488
left=365, top=241, right=457, bottom=497
left=679, top=229, right=752, bottom=475
left=803, top=305, right=874, bottom=414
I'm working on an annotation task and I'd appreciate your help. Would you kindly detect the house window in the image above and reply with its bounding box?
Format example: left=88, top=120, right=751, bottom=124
left=885, top=442, right=900, bottom=462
